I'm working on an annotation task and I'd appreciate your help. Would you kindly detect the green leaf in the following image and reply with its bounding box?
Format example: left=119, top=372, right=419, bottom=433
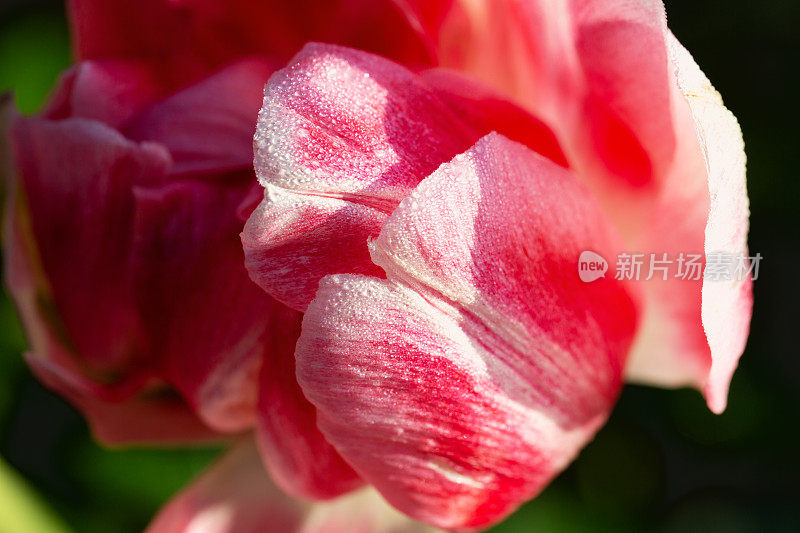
left=0, top=456, right=73, bottom=533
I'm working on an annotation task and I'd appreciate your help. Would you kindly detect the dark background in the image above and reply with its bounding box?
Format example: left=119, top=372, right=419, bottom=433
left=0, top=0, right=797, bottom=531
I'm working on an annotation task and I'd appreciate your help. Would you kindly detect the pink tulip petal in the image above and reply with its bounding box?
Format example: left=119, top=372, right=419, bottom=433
left=397, top=2, right=752, bottom=412
left=624, top=34, right=752, bottom=413
left=146, top=440, right=306, bottom=533
left=5, top=114, right=285, bottom=440
left=125, top=58, right=276, bottom=176
left=297, top=134, right=638, bottom=530
left=256, top=306, right=364, bottom=499
left=130, top=175, right=358, bottom=481
left=2, top=128, right=213, bottom=444
left=130, top=179, right=276, bottom=433
left=243, top=43, right=566, bottom=310
left=395, top=0, right=581, bottom=119
left=418, top=69, right=568, bottom=168
left=69, top=0, right=429, bottom=88
left=673, top=39, right=751, bottom=414
left=7, top=116, right=169, bottom=373
left=42, top=60, right=163, bottom=129
left=574, top=2, right=673, bottom=187
left=243, top=188, right=389, bottom=312
left=395, top=1, right=676, bottom=227
left=147, top=440, right=436, bottom=533
left=251, top=44, right=483, bottom=202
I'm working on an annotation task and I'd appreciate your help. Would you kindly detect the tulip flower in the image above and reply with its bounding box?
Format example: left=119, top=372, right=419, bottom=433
left=2, top=0, right=751, bottom=531
left=241, top=2, right=751, bottom=529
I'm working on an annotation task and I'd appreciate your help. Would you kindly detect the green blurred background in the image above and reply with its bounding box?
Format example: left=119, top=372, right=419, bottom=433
left=0, top=0, right=797, bottom=531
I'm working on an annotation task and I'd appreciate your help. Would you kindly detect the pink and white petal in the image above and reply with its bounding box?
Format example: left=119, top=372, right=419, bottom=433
left=625, top=34, right=751, bottom=413
left=125, top=58, right=276, bottom=176
left=42, top=60, right=163, bottom=129
left=6, top=116, right=170, bottom=373
left=299, top=277, right=606, bottom=530
left=147, top=440, right=436, bottom=533
left=246, top=43, right=483, bottom=310
left=681, top=48, right=751, bottom=414
left=130, top=180, right=276, bottom=433
left=242, top=187, right=387, bottom=311
left=370, top=134, right=638, bottom=369
left=395, top=0, right=679, bottom=231
left=397, top=1, right=752, bottom=412
left=146, top=440, right=306, bottom=533
left=299, top=487, right=440, bottom=533
left=256, top=306, right=364, bottom=499
left=253, top=43, right=481, bottom=203
left=393, top=0, right=579, bottom=116
left=254, top=43, right=569, bottom=202
left=247, top=43, right=566, bottom=310
left=623, top=94, right=710, bottom=393
left=297, top=134, right=638, bottom=530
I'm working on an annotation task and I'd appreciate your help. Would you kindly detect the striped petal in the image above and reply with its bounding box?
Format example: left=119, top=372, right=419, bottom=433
left=242, top=43, right=566, bottom=311
left=296, top=134, right=638, bottom=529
